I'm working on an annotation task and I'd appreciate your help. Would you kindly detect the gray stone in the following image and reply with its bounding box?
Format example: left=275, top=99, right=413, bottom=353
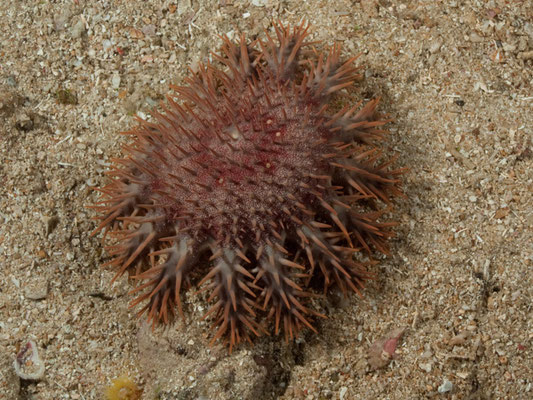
left=438, top=379, right=453, bottom=393
left=24, top=280, right=49, bottom=301
left=71, top=18, right=86, bottom=39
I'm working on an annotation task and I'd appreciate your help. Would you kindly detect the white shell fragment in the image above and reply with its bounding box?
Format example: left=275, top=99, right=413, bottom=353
left=438, top=379, right=453, bottom=393
left=13, top=340, right=45, bottom=380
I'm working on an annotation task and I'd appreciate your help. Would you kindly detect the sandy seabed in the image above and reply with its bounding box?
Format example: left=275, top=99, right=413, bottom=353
left=0, top=1, right=531, bottom=399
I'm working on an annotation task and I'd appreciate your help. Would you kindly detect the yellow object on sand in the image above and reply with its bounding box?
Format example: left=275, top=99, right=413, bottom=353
left=105, top=375, right=141, bottom=400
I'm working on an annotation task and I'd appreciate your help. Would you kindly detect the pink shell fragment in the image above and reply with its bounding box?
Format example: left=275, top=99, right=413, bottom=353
left=13, top=340, right=45, bottom=380
left=367, top=327, right=406, bottom=370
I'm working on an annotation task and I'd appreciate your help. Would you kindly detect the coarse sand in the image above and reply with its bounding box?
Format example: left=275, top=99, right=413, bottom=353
left=0, top=1, right=531, bottom=399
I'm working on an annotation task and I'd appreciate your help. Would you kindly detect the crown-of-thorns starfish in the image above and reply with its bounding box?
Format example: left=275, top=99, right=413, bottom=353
left=90, top=21, right=404, bottom=352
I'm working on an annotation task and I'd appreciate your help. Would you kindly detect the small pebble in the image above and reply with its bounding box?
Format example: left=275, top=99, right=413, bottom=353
left=44, top=215, right=59, bottom=236
left=469, top=32, right=483, bottom=42
left=142, top=24, right=156, bottom=36
left=469, top=195, right=477, bottom=203
left=24, top=281, right=49, bottom=301
left=518, top=50, right=533, bottom=60
left=449, top=331, right=470, bottom=346
left=71, top=18, right=86, bottom=39
left=111, top=74, right=121, bottom=89
left=438, top=379, right=453, bottom=393
left=339, top=387, right=348, bottom=400
left=429, top=39, right=443, bottom=54
left=15, top=112, right=34, bottom=131
left=518, top=37, right=528, bottom=52
left=56, top=89, right=78, bottom=105
left=367, top=327, right=405, bottom=370
left=419, top=362, right=433, bottom=372
left=102, top=39, right=113, bottom=52
left=420, top=350, right=433, bottom=359
left=456, top=371, right=469, bottom=379
left=54, top=12, right=69, bottom=32
left=6, top=75, right=17, bottom=87
left=13, top=340, right=45, bottom=380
